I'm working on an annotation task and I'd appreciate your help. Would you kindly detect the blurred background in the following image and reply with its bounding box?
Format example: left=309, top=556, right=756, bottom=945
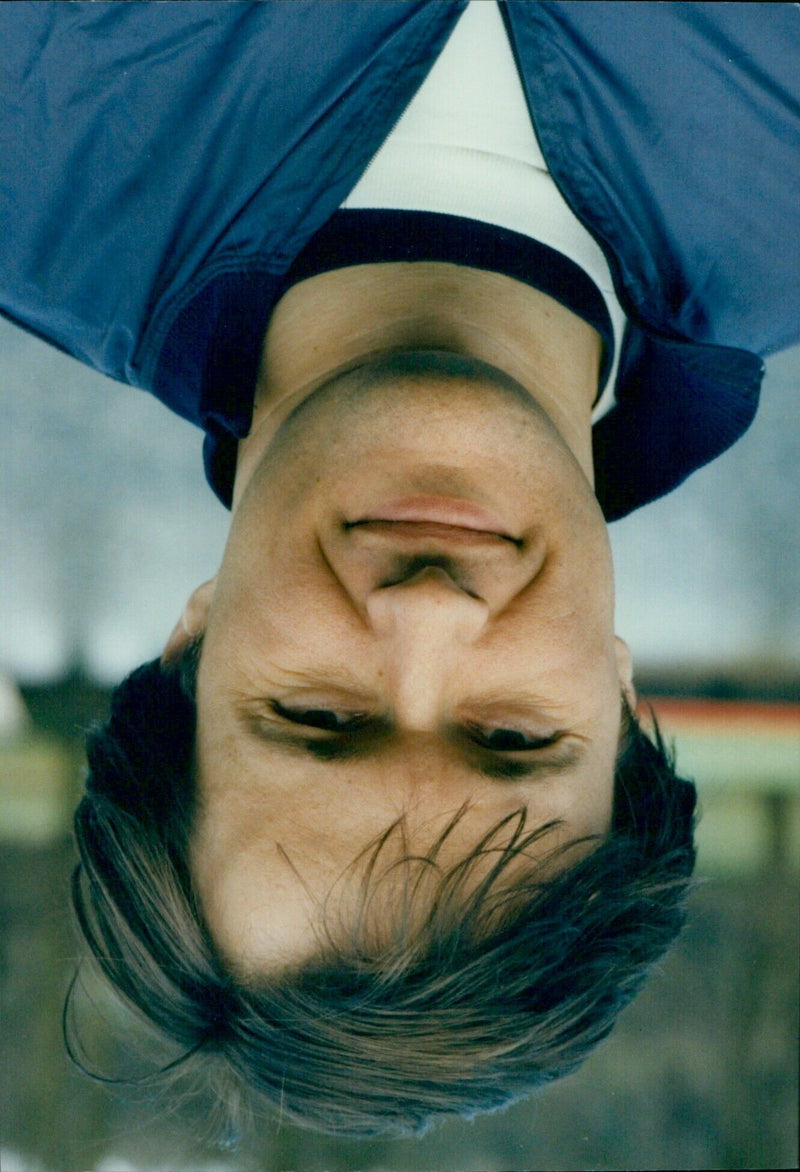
left=1, top=318, right=798, bottom=1171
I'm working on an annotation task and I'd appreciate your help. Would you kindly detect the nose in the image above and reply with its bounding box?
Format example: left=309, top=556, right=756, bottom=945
left=366, top=568, right=490, bottom=729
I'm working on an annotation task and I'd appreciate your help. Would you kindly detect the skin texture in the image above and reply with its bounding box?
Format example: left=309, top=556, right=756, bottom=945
left=164, top=263, right=635, bottom=973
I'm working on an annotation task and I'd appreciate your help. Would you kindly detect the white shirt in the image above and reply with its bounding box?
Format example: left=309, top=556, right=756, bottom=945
left=343, top=0, right=625, bottom=416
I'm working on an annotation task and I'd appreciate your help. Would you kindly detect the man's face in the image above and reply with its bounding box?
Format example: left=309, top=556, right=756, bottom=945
left=185, top=358, right=633, bottom=972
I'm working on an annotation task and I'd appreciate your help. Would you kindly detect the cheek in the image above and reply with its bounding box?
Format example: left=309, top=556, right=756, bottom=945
left=202, top=576, right=318, bottom=674
left=496, top=540, right=614, bottom=637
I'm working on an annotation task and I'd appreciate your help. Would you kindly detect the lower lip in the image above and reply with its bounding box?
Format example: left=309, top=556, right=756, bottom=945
left=358, top=497, right=512, bottom=536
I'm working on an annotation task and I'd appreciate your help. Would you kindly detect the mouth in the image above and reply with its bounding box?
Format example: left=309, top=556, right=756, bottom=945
left=346, top=497, right=521, bottom=545
left=345, top=520, right=517, bottom=546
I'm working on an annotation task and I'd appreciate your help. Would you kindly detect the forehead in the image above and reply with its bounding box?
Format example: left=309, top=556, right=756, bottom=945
left=192, top=772, right=607, bottom=976
left=189, top=697, right=622, bottom=970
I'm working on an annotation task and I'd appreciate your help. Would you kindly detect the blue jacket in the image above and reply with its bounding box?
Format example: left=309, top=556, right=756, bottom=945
left=2, top=1, right=798, bottom=519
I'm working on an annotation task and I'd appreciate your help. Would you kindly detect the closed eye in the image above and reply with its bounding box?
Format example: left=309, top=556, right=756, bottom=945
left=465, top=723, right=563, bottom=752
left=270, top=704, right=563, bottom=753
left=245, top=705, right=580, bottom=777
left=270, top=701, right=372, bottom=733
left=270, top=705, right=562, bottom=753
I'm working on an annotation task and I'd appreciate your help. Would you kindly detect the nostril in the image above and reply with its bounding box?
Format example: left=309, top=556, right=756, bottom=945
left=379, top=555, right=452, bottom=586
left=378, top=556, right=466, bottom=588
left=377, top=561, right=482, bottom=599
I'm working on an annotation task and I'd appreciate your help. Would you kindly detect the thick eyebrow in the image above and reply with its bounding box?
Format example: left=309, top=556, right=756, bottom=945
left=245, top=718, right=392, bottom=761
left=244, top=717, right=585, bottom=779
left=468, top=746, right=583, bottom=781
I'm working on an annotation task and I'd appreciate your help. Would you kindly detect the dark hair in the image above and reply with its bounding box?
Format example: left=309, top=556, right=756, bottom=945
left=66, top=648, right=697, bottom=1140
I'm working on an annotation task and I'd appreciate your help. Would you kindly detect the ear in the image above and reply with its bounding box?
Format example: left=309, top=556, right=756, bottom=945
left=161, top=578, right=216, bottom=666
left=614, top=636, right=637, bottom=710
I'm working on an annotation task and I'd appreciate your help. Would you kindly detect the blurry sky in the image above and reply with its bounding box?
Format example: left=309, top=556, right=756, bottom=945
left=1, top=316, right=798, bottom=684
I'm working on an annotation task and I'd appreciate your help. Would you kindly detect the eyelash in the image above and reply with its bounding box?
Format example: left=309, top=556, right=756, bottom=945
left=272, top=703, right=556, bottom=751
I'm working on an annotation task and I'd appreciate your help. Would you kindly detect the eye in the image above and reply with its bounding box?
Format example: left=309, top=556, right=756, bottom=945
left=271, top=702, right=368, bottom=732
left=467, top=724, right=559, bottom=752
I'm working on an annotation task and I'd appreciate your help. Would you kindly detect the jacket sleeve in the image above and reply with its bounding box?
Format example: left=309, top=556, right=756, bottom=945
left=504, top=1, right=800, bottom=357
left=0, top=0, right=459, bottom=420
left=503, top=1, right=797, bottom=519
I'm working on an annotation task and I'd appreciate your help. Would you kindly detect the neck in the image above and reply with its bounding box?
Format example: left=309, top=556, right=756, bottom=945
left=235, top=263, right=602, bottom=507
